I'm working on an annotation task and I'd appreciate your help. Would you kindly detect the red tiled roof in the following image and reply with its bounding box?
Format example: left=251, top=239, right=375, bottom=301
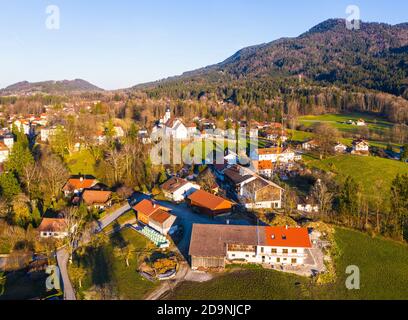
left=264, top=227, right=312, bottom=248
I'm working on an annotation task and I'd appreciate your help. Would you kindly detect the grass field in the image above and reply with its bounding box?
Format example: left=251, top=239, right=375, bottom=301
left=299, top=113, right=393, bottom=133
left=65, top=149, right=96, bottom=176
left=166, top=228, right=408, bottom=300
left=71, top=228, right=159, bottom=300
left=306, top=155, right=408, bottom=204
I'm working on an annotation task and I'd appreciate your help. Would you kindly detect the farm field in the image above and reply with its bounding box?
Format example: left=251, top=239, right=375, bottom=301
left=306, top=155, right=408, bottom=204
left=166, top=228, right=408, bottom=300
left=69, top=228, right=159, bottom=300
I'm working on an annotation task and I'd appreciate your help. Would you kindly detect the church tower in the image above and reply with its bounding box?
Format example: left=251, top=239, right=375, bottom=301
left=163, top=107, right=171, bottom=124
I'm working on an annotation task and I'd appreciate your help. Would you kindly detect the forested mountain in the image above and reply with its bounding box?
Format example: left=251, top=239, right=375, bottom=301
left=134, top=19, right=408, bottom=123
left=0, top=79, right=103, bottom=95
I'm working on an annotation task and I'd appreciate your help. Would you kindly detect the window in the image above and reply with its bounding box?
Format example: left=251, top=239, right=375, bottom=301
left=245, top=255, right=249, bottom=258
left=283, top=249, right=289, bottom=254
left=261, top=247, right=264, bottom=253
left=292, top=249, right=297, bottom=253
left=272, top=249, right=277, bottom=254
left=291, top=258, right=297, bottom=264
left=276, top=258, right=281, bottom=263
left=231, top=254, right=235, bottom=257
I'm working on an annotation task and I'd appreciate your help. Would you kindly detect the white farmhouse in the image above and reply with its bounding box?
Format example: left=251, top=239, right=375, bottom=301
left=190, top=224, right=312, bottom=270
left=161, top=177, right=201, bottom=202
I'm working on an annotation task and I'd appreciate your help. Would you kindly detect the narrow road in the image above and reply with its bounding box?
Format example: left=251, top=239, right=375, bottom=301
left=96, top=203, right=131, bottom=231
left=56, top=247, right=76, bottom=300
left=57, top=202, right=132, bottom=300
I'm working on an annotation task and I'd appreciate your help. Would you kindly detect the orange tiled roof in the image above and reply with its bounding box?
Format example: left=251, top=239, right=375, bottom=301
left=150, top=209, right=173, bottom=224
left=133, top=199, right=171, bottom=217
left=82, top=190, right=112, bottom=205
left=62, top=177, right=97, bottom=191
left=258, top=160, right=273, bottom=170
left=258, top=147, right=283, bottom=155
left=188, top=190, right=233, bottom=210
left=38, top=218, right=67, bottom=233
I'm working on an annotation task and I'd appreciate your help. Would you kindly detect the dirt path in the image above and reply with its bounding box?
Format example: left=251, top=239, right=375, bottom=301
left=145, top=262, right=213, bottom=300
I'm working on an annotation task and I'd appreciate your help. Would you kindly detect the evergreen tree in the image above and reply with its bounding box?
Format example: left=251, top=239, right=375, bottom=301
left=0, top=172, right=21, bottom=201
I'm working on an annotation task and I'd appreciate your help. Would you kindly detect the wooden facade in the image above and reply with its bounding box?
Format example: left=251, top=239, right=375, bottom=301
left=191, top=256, right=225, bottom=269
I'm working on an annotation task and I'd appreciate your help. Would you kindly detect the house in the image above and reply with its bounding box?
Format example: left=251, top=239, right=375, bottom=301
left=148, top=210, right=177, bottom=235
left=12, top=119, right=33, bottom=136
left=160, top=177, right=201, bottom=202
left=62, top=176, right=98, bottom=197
left=0, top=142, right=9, bottom=163
left=113, top=126, right=125, bottom=138
left=40, top=126, right=59, bottom=142
left=38, top=218, right=68, bottom=239
left=240, top=177, right=283, bottom=209
left=82, top=190, right=112, bottom=209
left=257, top=160, right=274, bottom=178
left=186, top=123, right=198, bottom=138
left=189, top=224, right=312, bottom=270
left=165, top=118, right=189, bottom=140
left=297, top=197, right=319, bottom=213
left=223, top=165, right=256, bottom=194
left=334, top=143, right=347, bottom=153
left=356, top=119, right=366, bottom=126
left=351, top=139, right=370, bottom=155
left=2, top=133, right=14, bottom=150
left=187, top=190, right=234, bottom=217
left=251, top=147, right=296, bottom=163
left=133, top=199, right=176, bottom=235
left=302, top=139, right=318, bottom=151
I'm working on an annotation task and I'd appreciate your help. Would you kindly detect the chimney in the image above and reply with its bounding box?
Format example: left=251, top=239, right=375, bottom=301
left=285, top=225, right=289, bottom=230
left=80, top=176, right=84, bottom=182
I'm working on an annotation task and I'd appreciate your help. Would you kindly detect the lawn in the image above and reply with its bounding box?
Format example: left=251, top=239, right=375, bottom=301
left=65, top=149, right=96, bottom=176
left=306, top=154, right=408, bottom=204
left=70, top=228, right=159, bottom=300
left=166, top=227, right=408, bottom=300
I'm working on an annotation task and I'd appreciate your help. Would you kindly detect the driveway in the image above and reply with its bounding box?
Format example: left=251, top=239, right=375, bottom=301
left=96, top=203, right=131, bottom=231
left=156, top=201, right=252, bottom=259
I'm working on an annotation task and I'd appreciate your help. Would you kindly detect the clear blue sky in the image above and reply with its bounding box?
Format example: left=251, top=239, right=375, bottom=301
left=1, top=0, right=407, bottom=90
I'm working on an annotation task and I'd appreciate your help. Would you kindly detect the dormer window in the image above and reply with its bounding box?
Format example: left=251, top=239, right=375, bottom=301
left=271, top=234, right=275, bottom=240
left=282, top=234, right=287, bottom=240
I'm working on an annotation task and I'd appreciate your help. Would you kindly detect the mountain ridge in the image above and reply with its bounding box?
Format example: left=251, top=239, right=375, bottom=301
left=0, top=79, right=104, bottom=95
left=133, top=18, right=408, bottom=98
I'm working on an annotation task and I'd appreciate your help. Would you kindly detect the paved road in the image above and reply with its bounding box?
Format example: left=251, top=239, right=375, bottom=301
left=57, top=202, right=132, bottom=300
left=96, top=203, right=131, bottom=231
left=56, top=247, right=76, bottom=300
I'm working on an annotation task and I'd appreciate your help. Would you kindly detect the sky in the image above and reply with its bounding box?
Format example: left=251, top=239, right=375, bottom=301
left=0, top=0, right=407, bottom=90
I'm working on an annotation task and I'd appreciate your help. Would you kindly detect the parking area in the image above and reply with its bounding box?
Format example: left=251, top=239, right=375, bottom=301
left=155, top=200, right=253, bottom=259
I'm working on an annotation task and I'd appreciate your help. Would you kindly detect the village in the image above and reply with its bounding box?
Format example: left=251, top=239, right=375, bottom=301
left=0, top=95, right=407, bottom=301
